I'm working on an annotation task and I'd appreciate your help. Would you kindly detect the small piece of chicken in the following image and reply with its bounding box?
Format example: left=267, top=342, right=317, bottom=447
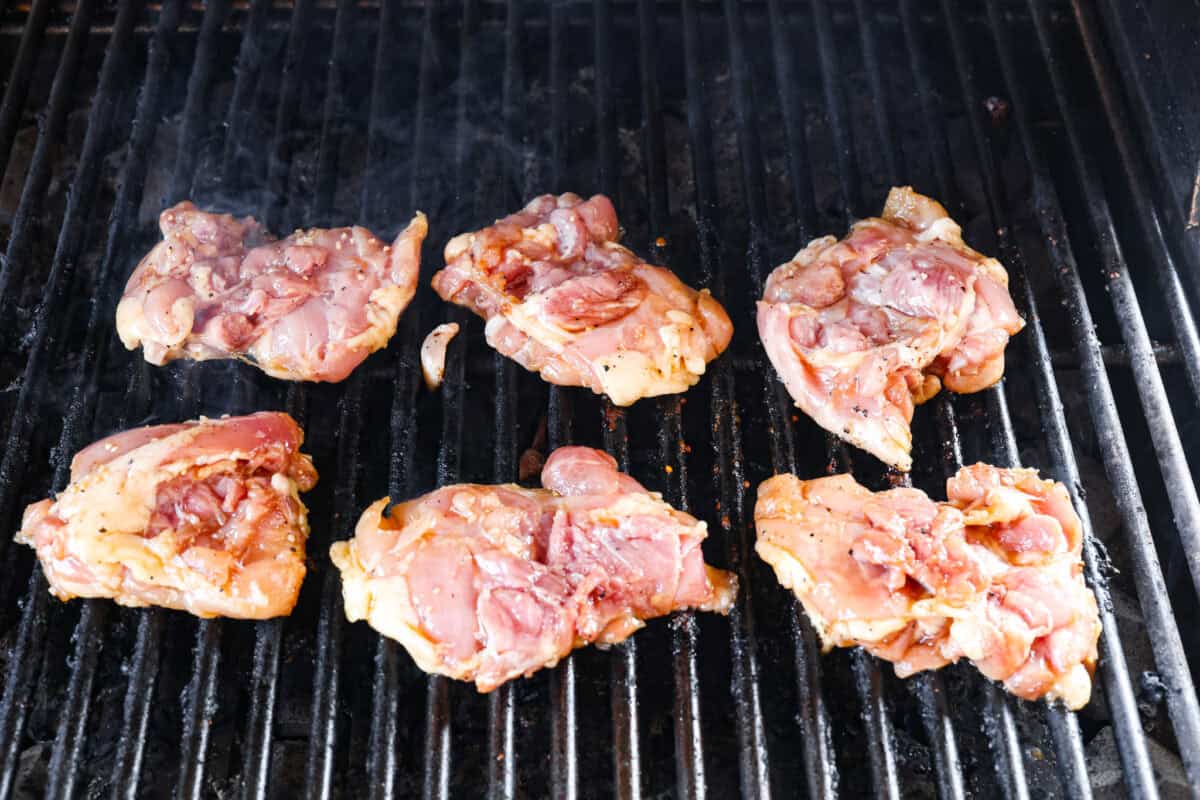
left=757, top=187, right=1024, bottom=470
left=754, top=464, right=1100, bottom=709
left=117, top=202, right=427, bottom=382
left=16, top=412, right=318, bottom=619
left=420, top=322, right=460, bottom=390
left=331, top=446, right=736, bottom=691
left=432, top=193, right=733, bottom=406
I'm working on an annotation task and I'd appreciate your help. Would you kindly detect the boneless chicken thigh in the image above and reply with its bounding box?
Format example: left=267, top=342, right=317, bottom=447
left=17, top=413, right=318, bottom=619
left=432, top=193, right=733, bottom=405
left=117, top=202, right=427, bottom=382
left=754, top=464, right=1100, bottom=709
left=758, top=187, right=1024, bottom=470
left=330, top=446, right=737, bottom=691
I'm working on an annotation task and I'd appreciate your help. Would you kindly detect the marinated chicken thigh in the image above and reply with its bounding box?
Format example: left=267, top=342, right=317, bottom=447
left=117, top=202, right=426, bottom=382
left=754, top=464, right=1100, bottom=709
left=17, top=413, right=318, bottom=619
left=432, top=193, right=733, bottom=405
left=331, top=446, right=736, bottom=691
left=757, top=187, right=1024, bottom=470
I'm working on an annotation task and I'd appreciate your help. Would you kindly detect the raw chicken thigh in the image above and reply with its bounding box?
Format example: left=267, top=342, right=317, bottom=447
left=432, top=193, right=733, bottom=405
left=757, top=187, right=1024, bottom=470
left=117, top=202, right=426, bottom=382
left=331, top=446, right=736, bottom=691
left=754, top=464, right=1099, bottom=709
left=17, top=412, right=318, bottom=619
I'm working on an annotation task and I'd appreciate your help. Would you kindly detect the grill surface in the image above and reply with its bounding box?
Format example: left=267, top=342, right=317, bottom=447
left=0, top=1, right=1197, bottom=798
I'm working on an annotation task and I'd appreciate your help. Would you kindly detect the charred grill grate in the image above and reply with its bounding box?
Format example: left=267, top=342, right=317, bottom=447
left=0, top=1, right=1196, bottom=798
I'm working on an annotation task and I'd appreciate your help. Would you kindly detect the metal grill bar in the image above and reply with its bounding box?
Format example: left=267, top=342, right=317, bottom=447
left=93, top=5, right=233, bottom=791
left=243, top=617, right=286, bottom=800
left=219, top=0, right=271, bottom=191
left=265, top=0, right=315, bottom=231
left=1092, top=0, right=1200, bottom=276
left=312, top=0, right=355, bottom=225
left=982, top=3, right=1200, bottom=788
left=759, top=6, right=843, bottom=798
left=773, top=2, right=971, bottom=794
left=0, top=572, right=48, bottom=799
left=861, top=7, right=1039, bottom=797
left=0, top=0, right=89, bottom=311
left=996, top=391, right=1096, bottom=796
left=548, top=6, right=579, bottom=796
left=169, top=0, right=233, bottom=204
left=0, top=0, right=50, bottom=178
left=484, top=1, right=524, bottom=795
left=1024, top=1, right=1200, bottom=610
left=866, top=53, right=1038, bottom=784
left=0, top=0, right=116, bottom=791
left=175, top=11, right=273, bottom=797
left=364, top=3, right=428, bottom=795
left=422, top=3, right=458, bottom=796
left=935, top=405, right=1033, bottom=799
left=177, top=621, right=223, bottom=798
left=1066, top=1, right=1200, bottom=402
left=968, top=388, right=1088, bottom=797
left=305, top=374, right=363, bottom=799
left=0, top=0, right=95, bottom=575
left=809, top=0, right=860, bottom=220
left=239, top=3, right=320, bottom=796
left=876, top=4, right=1042, bottom=796
left=37, top=7, right=183, bottom=794
left=306, top=0, right=394, bottom=792
left=671, top=6, right=722, bottom=795
left=776, top=5, right=902, bottom=794
left=808, top=3, right=976, bottom=792
left=852, top=0, right=902, bottom=185
left=171, top=2, right=291, bottom=791
left=727, top=5, right=809, bottom=798
left=917, top=3, right=1161, bottom=795
left=938, top=3, right=1160, bottom=776
left=45, top=594, right=109, bottom=800
left=816, top=4, right=993, bottom=796
left=682, top=4, right=775, bottom=798
left=636, top=4, right=707, bottom=799
left=361, top=3, right=408, bottom=790
left=592, top=5, right=643, bottom=799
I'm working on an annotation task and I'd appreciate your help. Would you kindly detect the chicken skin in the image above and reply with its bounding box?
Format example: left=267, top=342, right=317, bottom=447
left=432, top=193, right=733, bottom=405
left=754, top=464, right=1099, bottom=709
left=17, top=413, right=318, bottom=619
left=757, top=187, right=1024, bottom=470
left=331, top=446, right=736, bottom=691
left=117, top=202, right=426, bottom=382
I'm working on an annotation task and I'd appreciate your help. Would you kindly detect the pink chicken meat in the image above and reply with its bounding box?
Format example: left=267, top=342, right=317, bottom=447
left=754, top=464, right=1100, bottom=709
left=117, top=202, right=427, bottom=382
left=432, top=193, right=733, bottom=405
left=330, top=446, right=737, bottom=691
left=757, top=187, right=1024, bottom=470
left=16, top=413, right=318, bottom=619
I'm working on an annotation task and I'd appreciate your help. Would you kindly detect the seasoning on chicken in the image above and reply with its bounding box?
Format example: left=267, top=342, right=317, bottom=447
left=330, top=446, right=737, bottom=691
left=16, top=412, right=318, bottom=619
left=420, top=322, right=460, bottom=390
left=116, top=202, right=427, bottom=382
left=432, top=193, right=733, bottom=406
left=757, top=187, right=1024, bottom=470
left=754, top=464, right=1100, bottom=709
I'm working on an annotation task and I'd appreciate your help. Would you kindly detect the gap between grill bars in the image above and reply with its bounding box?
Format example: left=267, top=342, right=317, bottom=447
left=0, top=2, right=1195, bottom=799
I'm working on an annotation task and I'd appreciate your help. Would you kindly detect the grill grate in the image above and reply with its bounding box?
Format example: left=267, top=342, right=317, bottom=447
left=0, top=2, right=1196, bottom=798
